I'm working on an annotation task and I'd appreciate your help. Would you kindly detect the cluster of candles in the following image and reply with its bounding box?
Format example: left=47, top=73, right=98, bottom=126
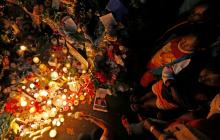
left=6, top=45, right=93, bottom=139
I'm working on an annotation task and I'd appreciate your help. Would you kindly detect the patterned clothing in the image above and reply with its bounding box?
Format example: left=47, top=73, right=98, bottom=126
left=141, top=39, right=193, bottom=87
left=148, top=39, right=191, bottom=69
left=152, top=80, right=178, bottom=110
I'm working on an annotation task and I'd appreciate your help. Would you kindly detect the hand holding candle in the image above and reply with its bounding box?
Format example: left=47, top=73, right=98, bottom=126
left=74, top=111, right=85, bottom=120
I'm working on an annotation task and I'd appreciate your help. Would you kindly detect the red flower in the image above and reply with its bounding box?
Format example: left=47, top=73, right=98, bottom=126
left=34, top=82, right=40, bottom=88
left=5, top=103, right=12, bottom=113
left=95, top=72, right=107, bottom=83
left=53, top=30, right=59, bottom=35
left=26, top=57, right=33, bottom=64
left=26, top=74, right=33, bottom=80
left=107, top=47, right=115, bottom=61
left=34, top=102, right=42, bottom=112
left=45, top=85, right=49, bottom=90
left=111, top=73, right=117, bottom=81
left=63, top=106, right=69, bottom=111
left=108, top=74, right=117, bottom=85
left=86, top=82, right=95, bottom=97
left=52, top=45, right=62, bottom=51
left=4, top=99, right=19, bottom=113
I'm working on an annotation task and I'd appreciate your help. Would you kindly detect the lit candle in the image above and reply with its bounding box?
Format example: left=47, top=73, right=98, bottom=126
left=70, top=106, right=74, bottom=110
left=29, top=107, right=36, bottom=113
left=68, top=81, right=78, bottom=92
left=22, top=86, right=26, bottom=89
left=29, top=129, right=41, bottom=138
left=42, top=112, right=49, bottom=120
left=63, top=101, right=67, bottom=106
left=21, top=98, right=27, bottom=107
left=74, top=100, right=79, bottom=106
left=32, top=135, right=42, bottom=140
left=60, top=117, right=64, bottom=122
left=62, top=95, right=66, bottom=99
left=30, top=83, right=35, bottom=89
left=51, top=71, right=59, bottom=80
left=26, top=88, right=31, bottom=92
left=52, top=119, right=57, bottom=126
left=40, top=126, right=51, bottom=135
left=49, top=129, right=57, bottom=138
left=56, top=120, right=61, bottom=126
left=47, top=99, right=52, bottom=105
left=65, top=63, right=71, bottom=68
left=67, top=113, right=72, bottom=116
left=31, top=124, right=38, bottom=129
left=79, top=95, right=85, bottom=101
left=39, top=90, right=48, bottom=97
left=82, top=70, right=87, bottom=74
left=34, top=93, right=39, bottom=98
left=20, top=45, right=27, bottom=51
left=33, top=57, right=40, bottom=63
left=51, top=107, right=57, bottom=112
left=63, top=67, right=68, bottom=73
left=74, top=112, right=84, bottom=119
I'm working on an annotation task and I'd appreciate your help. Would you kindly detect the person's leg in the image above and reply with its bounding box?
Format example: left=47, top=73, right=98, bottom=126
left=130, top=91, right=155, bottom=104
left=130, top=122, right=145, bottom=135
left=91, top=127, right=103, bottom=140
left=121, top=115, right=145, bottom=136
left=130, top=93, right=157, bottom=112
left=141, top=93, right=157, bottom=109
left=139, top=91, right=156, bottom=103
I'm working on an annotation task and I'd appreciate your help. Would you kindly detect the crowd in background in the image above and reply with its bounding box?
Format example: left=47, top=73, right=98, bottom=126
left=122, top=0, right=220, bottom=139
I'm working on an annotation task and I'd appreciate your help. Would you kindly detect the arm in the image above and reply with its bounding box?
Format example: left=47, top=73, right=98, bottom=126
left=169, top=82, right=198, bottom=110
left=162, top=66, right=198, bottom=110
left=83, top=114, right=110, bottom=136
left=75, top=112, right=112, bottom=139
left=143, top=119, right=175, bottom=140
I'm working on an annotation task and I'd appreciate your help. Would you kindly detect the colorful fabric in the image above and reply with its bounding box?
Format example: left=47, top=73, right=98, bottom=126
left=141, top=38, right=193, bottom=87
left=148, top=39, right=190, bottom=69
left=207, top=93, right=220, bottom=119
left=171, top=58, right=191, bottom=74
left=162, top=66, right=175, bottom=84
left=152, top=80, right=178, bottom=110
left=100, top=136, right=109, bottom=140
left=162, top=58, right=191, bottom=84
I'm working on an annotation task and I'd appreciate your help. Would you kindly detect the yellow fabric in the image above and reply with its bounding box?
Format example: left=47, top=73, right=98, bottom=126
left=100, top=135, right=109, bottom=140
left=207, top=93, right=220, bottom=119
left=152, top=80, right=177, bottom=110
left=150, top=42, right=177, bottom=68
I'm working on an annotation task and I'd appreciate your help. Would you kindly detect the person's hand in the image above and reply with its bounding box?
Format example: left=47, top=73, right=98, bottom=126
left=143, top=119, right=153, bottom=130
left=121, top=115, right=132, bottom=135
left=74, top=112, right=93, bottom=121
left=162, top=66, right=174, bottom=85
left=74, top=111, right=86, bottom=120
